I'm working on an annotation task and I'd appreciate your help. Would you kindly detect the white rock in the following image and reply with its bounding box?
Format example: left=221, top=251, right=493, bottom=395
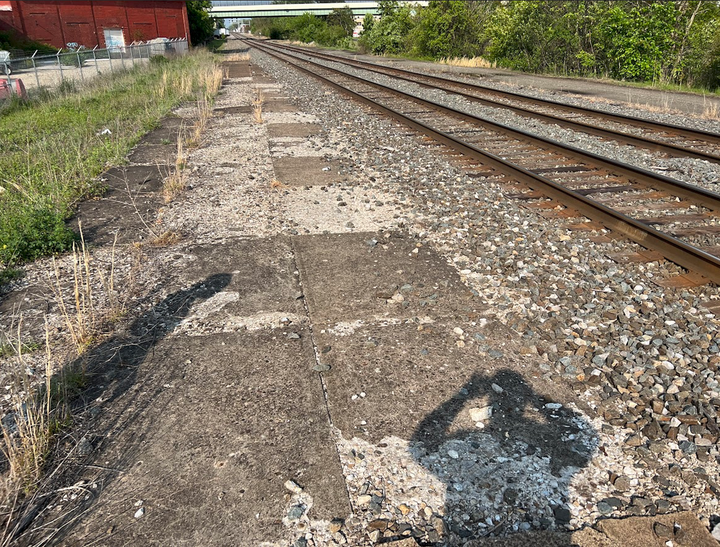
left=448, top=449, right=459, bottom=459
left=491, top=383, right=503, bottom=394
left=544, top=403, right=562, bottom=410
left=469, top=406, right=492, bottom=422
left=284, top=480, right=303, bottom=494
left=134, top=507, right=145, bottom=519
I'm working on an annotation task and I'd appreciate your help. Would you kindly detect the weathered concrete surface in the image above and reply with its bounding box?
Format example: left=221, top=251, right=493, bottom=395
left=267, top=123, right=321, bottom=139
left=293, top=232, right=481, bottom=326
left=178, top=238, right=306, bottom=322
left=313, top=319, right=579, bottom=445
left=73, top=165, right=166, bottom=244
left=272, top=156, right=348, bottom=186
left=61, top=329, right=348, bottom=546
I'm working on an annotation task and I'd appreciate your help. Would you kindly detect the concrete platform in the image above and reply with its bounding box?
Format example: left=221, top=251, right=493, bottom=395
left=61, top=329, right=348, bottom=545
left=293, top=231, right=482, bottom=326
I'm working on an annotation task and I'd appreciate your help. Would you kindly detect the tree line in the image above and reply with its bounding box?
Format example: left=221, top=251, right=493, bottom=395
left=255, top=1, right=720, bottom=91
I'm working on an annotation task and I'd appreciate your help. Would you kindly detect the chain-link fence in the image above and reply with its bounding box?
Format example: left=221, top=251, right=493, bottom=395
left=1, top=38, right=188, bottom=95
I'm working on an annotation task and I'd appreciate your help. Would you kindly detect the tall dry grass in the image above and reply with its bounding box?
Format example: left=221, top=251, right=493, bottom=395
left=439, top=56, right=496, bottom=69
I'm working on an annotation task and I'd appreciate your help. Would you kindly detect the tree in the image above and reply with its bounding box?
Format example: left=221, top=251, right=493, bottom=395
left=187, top=0, right=214, bottom=45
left=327, top=7, right=355, bottom=37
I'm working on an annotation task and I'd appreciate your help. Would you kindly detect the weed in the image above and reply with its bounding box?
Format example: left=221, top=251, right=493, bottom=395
left=0, top=268, right=24, bottom=289
left=149, top=231, right=181, bottom=247
left=48, top=223, right=122, bottom=355
left=1, top=322, right=70, bottom=494
left=270, top=179, right=287, bottom=191
left=163, top=135, right=187, bottom=202
left=703, top=102, right=719, bottom=120
left=224, top=52, right=250, bottom=62
left=0, top=341, right=39, bottom=359
left=253, top=89, right=264, bottom=124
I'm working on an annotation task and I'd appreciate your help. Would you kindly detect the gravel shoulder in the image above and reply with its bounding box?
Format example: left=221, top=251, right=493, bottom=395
left=1, top=37, right=720, bottom=546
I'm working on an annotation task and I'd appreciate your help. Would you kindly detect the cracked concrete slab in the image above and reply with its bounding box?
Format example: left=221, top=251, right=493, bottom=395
left=168, top=238, right=307, bottom=331
left=60, top=329, right=349, bottom=546
left=293, top=231, right=482, bottom=326
left=272, top=156, right=348, bottom=186
left=267, top=123, right=322, bottom=139
left=312, top=318, right=576, bottom=444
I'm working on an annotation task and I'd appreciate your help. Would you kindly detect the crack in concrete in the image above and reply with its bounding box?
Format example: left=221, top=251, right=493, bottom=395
left=290, top=236, right=354, bottom=516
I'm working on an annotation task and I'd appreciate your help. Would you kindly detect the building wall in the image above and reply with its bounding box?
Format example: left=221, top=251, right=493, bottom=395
left=0, top=1, right=189, bottom=49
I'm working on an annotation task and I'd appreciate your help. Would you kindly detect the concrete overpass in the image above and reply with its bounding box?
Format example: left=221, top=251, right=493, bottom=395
left=210, top=1, right=429, bottom=19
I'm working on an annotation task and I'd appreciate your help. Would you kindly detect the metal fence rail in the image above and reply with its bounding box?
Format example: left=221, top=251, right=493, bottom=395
left=1, top=39, right=188, bottom=95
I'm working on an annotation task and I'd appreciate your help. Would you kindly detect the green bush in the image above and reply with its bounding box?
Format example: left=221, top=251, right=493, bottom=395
left=0, top=203, right=75, bottom=264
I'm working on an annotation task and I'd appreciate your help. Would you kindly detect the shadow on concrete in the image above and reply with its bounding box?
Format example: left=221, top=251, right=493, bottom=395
left=411, top=369, right=598, bottom=545
left=8, top=273, right=232, bottom=545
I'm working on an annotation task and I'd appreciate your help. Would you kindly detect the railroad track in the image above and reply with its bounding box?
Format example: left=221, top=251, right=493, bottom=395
left=254, top=40, right=720, bottom=165
left=242, top=37, right=720, bottom=285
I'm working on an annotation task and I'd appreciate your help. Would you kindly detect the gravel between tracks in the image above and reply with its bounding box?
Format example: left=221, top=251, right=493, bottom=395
left=288, top=49, right=720, bottom=193
left=250, top=47, right=720, bottom=544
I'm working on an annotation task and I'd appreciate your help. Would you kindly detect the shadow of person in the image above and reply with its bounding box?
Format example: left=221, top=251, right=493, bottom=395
left=411, top=369, right=598, bottom=545
left=5, top=273, right=232, bottom=544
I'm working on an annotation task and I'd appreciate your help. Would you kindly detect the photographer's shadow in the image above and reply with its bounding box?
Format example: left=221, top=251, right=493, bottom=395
left=411, top=369, right=598, bottom=544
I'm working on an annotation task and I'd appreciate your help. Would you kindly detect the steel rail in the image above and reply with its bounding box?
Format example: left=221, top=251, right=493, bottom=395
left=264, top=39, right=720, bottom=150
left=249, top=39, right=720, bottom=214
left=263, top=41, right=720, bottom=165
left=245, top=38, right=720, bottom=284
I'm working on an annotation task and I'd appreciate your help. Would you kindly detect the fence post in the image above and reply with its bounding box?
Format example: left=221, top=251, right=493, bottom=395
left=31, top=50, right=39, bottom=88
left=120, top=46, right=125, bottom=70
left=93, top=45, right=99, bottom=74
left=130, top=42, right=136, bottom=67
left=108, top=47, right=113, bottom=73
left=77, top=50, right=84, bottom=81
left=57, top=49, right=63, bottom=83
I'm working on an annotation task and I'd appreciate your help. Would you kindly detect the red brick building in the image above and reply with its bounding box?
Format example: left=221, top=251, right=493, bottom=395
left=0, top=1, right=190, bottom=49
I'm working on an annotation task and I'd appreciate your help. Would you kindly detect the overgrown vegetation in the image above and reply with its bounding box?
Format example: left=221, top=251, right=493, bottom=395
left=0, top=49, right=222, bottom=271
left=251, top=7, right=356, bottom=48
left=260, top=1, right=720, bottom=92
left=358, top=0, right=720, bottom=91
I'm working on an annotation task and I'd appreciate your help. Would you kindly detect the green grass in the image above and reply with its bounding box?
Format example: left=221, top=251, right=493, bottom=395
left=0, top=49, right=220, bottom=269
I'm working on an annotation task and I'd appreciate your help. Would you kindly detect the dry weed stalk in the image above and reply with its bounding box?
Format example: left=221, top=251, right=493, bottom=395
left=49, top=223, right=124, bottom=355
left=163, top=134, right=187, bottom=202
left=224, top=52, right=250, bottom=62
left=253, top=89, right=264, bottom=124
left=1, top=321, right=66, bottom=495
left=270, top=179, right=287, bottom=191
left=51, top=230, right=95, bottom=355
left=149, top=231, right=181, bottom=247
left=703, top=102, right=719, bottom=120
